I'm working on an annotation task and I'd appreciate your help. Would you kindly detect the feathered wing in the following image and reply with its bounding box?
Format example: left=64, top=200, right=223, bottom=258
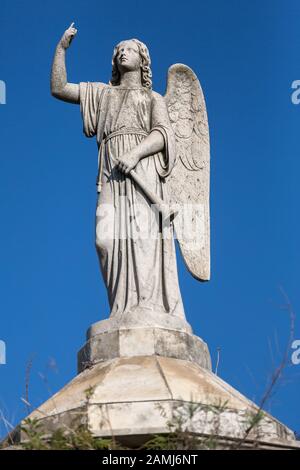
left=164, top=64, right=210, bottom=281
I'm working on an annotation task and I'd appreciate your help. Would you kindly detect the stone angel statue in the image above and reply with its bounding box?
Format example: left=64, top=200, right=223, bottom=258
left=50, top=24, right=210, bottom=330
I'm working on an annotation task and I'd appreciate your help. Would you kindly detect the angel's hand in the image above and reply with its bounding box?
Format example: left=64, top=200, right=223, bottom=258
left=59, top=22, right=78, bottom=49
left=116, top=152, right=140, bottom=175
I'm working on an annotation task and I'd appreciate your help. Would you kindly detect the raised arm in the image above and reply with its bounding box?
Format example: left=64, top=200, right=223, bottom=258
left=51, top=23, right=80, bottom=104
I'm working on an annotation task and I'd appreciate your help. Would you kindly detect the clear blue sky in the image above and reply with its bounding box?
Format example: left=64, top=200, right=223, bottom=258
left=0, top=0, right=299, bottom=439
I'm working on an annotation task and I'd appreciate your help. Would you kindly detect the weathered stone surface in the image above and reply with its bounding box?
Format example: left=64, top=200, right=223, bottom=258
left=87, top=311, right=193, bottom=337
left=78, top=327, right=212, bottom=373
left=14, top=356, right=298, bottom=449
left=51, top=27, right=211, bottom=326
left=165, top=63, right=210, bottom=281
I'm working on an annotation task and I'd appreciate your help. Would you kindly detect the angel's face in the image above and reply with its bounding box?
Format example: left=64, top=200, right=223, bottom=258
left=115, top=41, right=141, bottom=73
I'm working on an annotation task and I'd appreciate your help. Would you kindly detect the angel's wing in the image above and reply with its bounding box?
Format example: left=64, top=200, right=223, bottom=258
left=165, top=64, right=210, bottom=281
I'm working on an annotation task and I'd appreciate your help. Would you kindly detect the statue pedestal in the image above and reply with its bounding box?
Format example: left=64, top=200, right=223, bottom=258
left=5, top=318, right=298, bottom=450
left=78, top=325, right=212, bottom=373
left=14, top=354, right=298, bottom=449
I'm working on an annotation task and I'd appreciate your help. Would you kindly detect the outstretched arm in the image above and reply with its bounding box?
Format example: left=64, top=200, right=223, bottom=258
left=51, top=23, right=80, bottom=104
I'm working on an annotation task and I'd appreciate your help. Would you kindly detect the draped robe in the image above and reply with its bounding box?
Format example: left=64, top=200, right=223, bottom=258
left=79, top=82, right=186, bottom=322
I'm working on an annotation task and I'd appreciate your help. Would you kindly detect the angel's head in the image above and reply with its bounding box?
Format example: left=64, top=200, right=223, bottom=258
left=110, top=39, right=152, bottom=89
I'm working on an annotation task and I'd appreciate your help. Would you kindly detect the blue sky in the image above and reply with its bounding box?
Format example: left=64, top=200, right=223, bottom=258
left=0, top=0, right=299, bottom=439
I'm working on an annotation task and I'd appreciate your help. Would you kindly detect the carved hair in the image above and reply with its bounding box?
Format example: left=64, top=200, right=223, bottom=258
left=110, top=39, right=152, bottom=89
